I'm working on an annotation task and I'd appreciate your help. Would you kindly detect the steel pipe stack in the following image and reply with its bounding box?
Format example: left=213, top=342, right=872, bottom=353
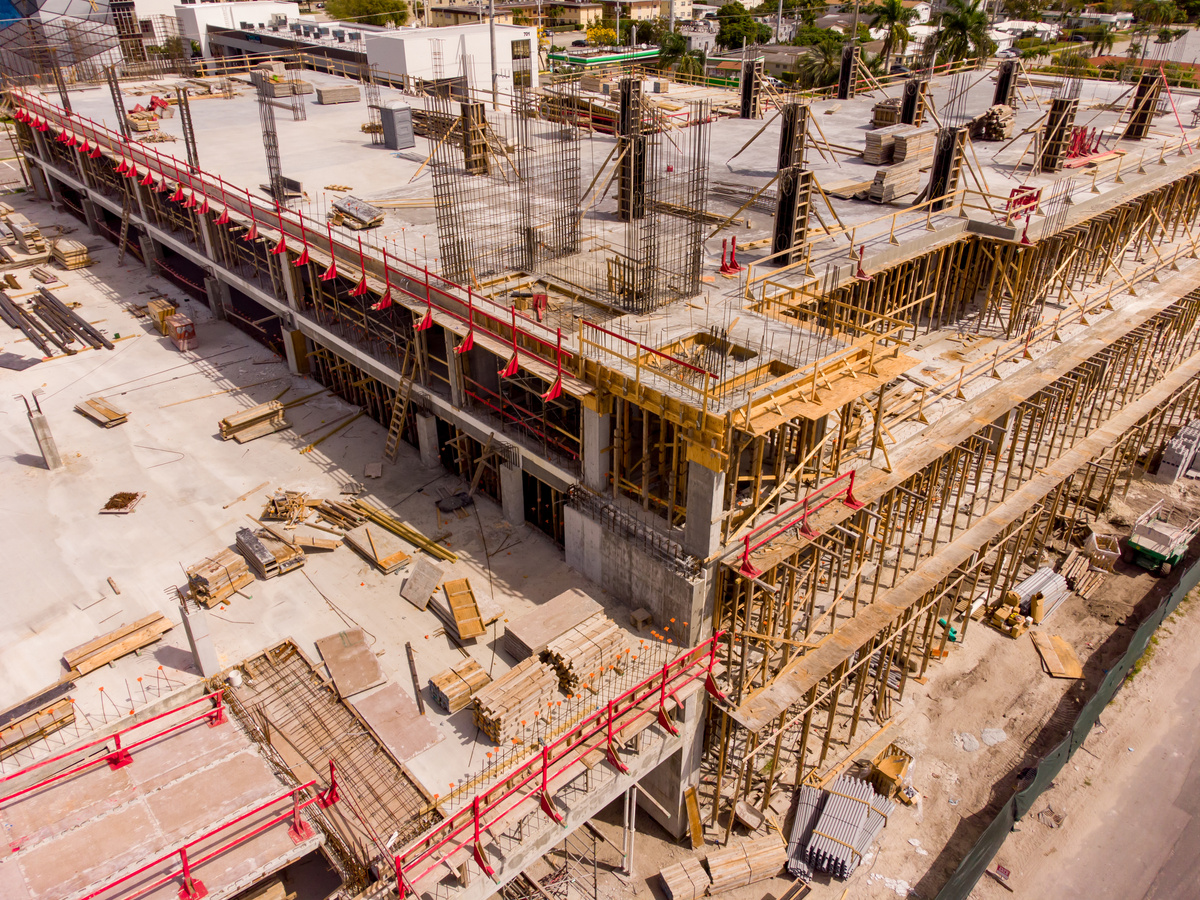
left=1006, top=566, right=1070, bottom=620
left=796, top=775, right=895, bottom=879
left=786, top=784, right=823, bottom=879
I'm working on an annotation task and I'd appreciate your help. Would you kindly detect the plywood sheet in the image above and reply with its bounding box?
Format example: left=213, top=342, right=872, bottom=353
left=351, top=682, right=443, bottom=764
left=1031, top=631, right=1083, bottom=679
left=315, top=628, right=387, bottom=698
left=401, top=557, right=443, bottom=611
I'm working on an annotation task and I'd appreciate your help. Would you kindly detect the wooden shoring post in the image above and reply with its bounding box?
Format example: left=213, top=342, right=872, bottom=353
left=915, top=597, right=940, bottom=677
left=817, top=661, right=847, bottom=768
left=710, top=710, right=731, bottom=826
left=896, top=603, right=922, bottom=699
left=793, top=684, right=819, bottom=789
left=741, top=732, right=759, bottom=802
left=760, top=711, right=787, bottom=813
left=845, top=634, right=873, bottom=745
left=723, top=752, right=747, bottom=845
left=954, top=548, right=989, bottom=646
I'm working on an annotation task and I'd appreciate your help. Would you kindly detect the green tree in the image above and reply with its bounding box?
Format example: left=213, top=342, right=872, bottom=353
left=324, top=0, right=409, bottom=26
left=587, top=21, right=617, bottom=44
left=866, top=0, right=917, bottom=68
left=717, top=1, right=771, bottom=49
left=934, top=0, right=995, bottom=62
left=678, top=51, right=705, bottom=78
left=794, top=40, right=842, bottom=86
left=1091, top=25, right=1115, bottom=55
left=659, top=29, right=689, bottom=68
left=1003, top=0, right=1040, bottom=18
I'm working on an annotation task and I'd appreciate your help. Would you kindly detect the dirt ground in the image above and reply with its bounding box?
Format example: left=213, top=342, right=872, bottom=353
left=581, top=476, right=1200, bottom=900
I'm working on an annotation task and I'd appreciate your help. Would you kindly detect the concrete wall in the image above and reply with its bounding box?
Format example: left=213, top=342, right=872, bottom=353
left=364, top=23, right=539, bottom=97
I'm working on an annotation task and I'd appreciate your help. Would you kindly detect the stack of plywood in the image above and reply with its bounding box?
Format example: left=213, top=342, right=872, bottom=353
left=236, top=527, right=305, bottom=578
left=51, top=239, right=93, bottom=269
left=75, top=396, right=129, bottom=427
left=428, top=657, right=491, bottom=712
left=125, top=110, right=159, bottom=132
left=659, top=858, right=711, bottom=900
left=705, top=835, right=787, bottom=893
left=343, top=523, right=410, bottom=573
left=868, top=161, right=922, bottom=203
left=503, top=588, right=603, bottom=661
left=186, top=547, right=254, bottom=606
left=863, top=124, right=909, bottom=165
left=472, top=657, right=558, bottom=743
left=62, top=612, right=173, bottom=676
left=218, top=401, right=289, bottom=443
left=317, top=85, right=361, bottom=104
left=541, top=612, right=629, bottom=694
left=893, top=124, right=936, bottom=163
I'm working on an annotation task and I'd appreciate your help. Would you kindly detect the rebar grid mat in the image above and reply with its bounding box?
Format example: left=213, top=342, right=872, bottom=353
left=226, top=642, right=438, bottom=870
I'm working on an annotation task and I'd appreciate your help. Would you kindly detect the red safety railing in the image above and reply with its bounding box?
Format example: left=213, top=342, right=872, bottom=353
left=738, top=470, right=864, bottom=578
left=0, top=690, right=228, bottom=806
left=79, top=764, right=338, bottom=900
left=391, top=634, right=727, bottom=898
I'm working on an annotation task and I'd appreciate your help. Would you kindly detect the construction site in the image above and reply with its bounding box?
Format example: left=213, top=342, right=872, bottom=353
left=6, top=32, right=1200, bottom=900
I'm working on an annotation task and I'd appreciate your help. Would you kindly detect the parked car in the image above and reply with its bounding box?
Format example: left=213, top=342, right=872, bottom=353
left=996, top=48, right=1021, bottom=58
left=889, top=64, right=910, bottom=75
left=571, top=39, right=587, bottom=47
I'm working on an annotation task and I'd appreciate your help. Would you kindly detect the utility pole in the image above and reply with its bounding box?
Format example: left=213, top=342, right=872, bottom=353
left=776, top=0, right=783, bottom=43
left=489, top=0, right=498, bottom=108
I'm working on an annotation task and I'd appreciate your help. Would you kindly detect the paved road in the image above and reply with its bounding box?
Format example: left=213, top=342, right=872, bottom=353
left=1021, top=642, right=1200, bottom=900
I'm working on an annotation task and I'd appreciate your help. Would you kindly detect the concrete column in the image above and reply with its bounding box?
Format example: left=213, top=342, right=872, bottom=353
left=283, top=329, right=308, bottom=376
left=581, top=407, right=611, bottom=493
left=80, top=197, right=101, bottom=236
left=27, top=411, right=63, bottom=470
left=279, top=253, right=302, bottom=312
left=197, top=213, right=219, bottom=261
left=27, top=163, right=52, bottom=203
left=444, top=326, right=465, bottom=407
left=637, top=689, right=706, bottom=839
left=682, top=460, right=725, bottom=560
left=204, top=275, right=229, bottom=321
left=499, top=462, right=524, bottom=527
left=139, top=233, right=163, bottom=271
left=415, top=411, right=441, bottom=468
left=179, top=602, right=220, bottom=678
left=564, top=505, right=603, bottom=584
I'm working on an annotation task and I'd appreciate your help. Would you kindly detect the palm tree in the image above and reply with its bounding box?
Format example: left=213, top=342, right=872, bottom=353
left=1091, top=25, right=1115, bottom=57
left=794, top=41, right=843, bottom=88
left=867, top=0, right=918, bottom=69
left=677, top=52, right=704, bottom=80
left=935, top=0, right=995, bottom=63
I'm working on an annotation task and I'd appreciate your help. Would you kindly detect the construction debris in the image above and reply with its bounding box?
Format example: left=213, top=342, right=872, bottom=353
left=428, top=657, right=491, bottom=713
left=63, top=612, right=173, bottom=675
left=100, top=491, right=144, bottom=514
left=1030, top=631, right=1083, bottom=679
left=75, top=396, right=129, bottom=427
left=353, top=499, right=457, bottom=562
left=186, top=548, right=255, bottom=607
left=400, top=557, right=443, bottom=610
left=218, top=401, right=289, bottom=443
left=473, top=656, right=559, bottom=743
left=0, top=286, right=114, bottom=356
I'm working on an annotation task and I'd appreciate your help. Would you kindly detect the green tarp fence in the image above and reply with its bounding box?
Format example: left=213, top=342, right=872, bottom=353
left=935, top=559, right=1200, bottom=899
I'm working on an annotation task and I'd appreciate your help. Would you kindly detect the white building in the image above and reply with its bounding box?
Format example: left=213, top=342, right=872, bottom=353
left=365, top=23, right=539, bottom=97
left=175, top=1, right=300, bottom=56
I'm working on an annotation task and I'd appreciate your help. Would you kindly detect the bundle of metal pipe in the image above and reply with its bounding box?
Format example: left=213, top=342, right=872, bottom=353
left=800, top=775, right=895, bottom=879
left=1007, top=566, right=1070, bottom=620
left=785, top=784, right=823, bottom=879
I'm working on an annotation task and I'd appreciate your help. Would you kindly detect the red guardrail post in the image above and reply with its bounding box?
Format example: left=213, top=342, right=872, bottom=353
left=471, top=795, right=496, bottom=878
left=537, top=744, right=565, bottom=825
left=209, top=691, right=226, bottom=727
left=287, top=791, right=316, bottom=844
left=843, top=469, right=864, bottom=510
left=178, top=847, right=206, bottom=900
left=604, top=700, right=629, bottom=774
left=320, top=760, right=339, bottom=807
left=657, top=664, right=679, bottom=736
left=107, top=732, right=133, bottom=770
left=705, top=636, right=729, bottom=703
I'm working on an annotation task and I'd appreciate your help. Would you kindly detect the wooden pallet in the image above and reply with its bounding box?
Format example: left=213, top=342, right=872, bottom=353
left=236, top=527, right=305, bottom=578
left=63, top=612, right=173, bottom=675
left=443, top=578, right=486, bottom=639
left=75, top=395, right=129, bottom=427
left=428, top=657, right=491, bottom=713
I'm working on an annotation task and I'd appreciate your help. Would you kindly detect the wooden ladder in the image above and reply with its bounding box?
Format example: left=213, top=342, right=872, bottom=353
left=116, top=193, right=131, bottom=265
left=383, top=343, right=419, bottom=462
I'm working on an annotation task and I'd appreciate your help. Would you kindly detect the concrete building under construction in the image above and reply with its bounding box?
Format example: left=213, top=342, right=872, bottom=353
left=5, top=43, right=1200, bottom=900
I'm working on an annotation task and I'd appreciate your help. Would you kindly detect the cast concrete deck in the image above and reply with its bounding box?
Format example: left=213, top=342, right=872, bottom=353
left=0, top=699, right=321, bottom=900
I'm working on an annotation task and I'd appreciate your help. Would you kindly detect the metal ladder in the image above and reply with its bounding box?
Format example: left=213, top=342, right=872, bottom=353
left=383, top=343, right=419, bottom=462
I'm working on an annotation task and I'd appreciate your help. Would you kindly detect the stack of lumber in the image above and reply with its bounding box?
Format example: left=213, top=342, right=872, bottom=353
left=343, top=523, right=411, bottom=573
left=236, top=526, right=305, bottom=578
left=313, top=497, right=365, bottom=531
left=187, top=547, right=254, bottom=606
left=63, top=612, right=173, bottom=676
left=30, top=265, right=59, bottom=284
left=261, top=79, right=314, bottom=97
left=503, top=588, right=603, bottom=661
left=428, top=657, right=491, bottom=713
left=317, top=85, right=361, bottom=104
left=541, top=612, right=629, bottom=694
left=352, top=499, right=457, bottom=562
left=863, top=124, right=909, bottom=165
left=872, top=97, right=902, bottom=128
left=51, top=239, right=93, bottom=269
left=706, top=835, right=787, bottom=893
left=972, top=104, right=1015, bottom=141
left=75, top=396, right=129, bottom=427
left=125, top=110, right=159, bottom=132
left=893, top=125, right=936, bottom=162
left=659, top=858, right=711, bottom=900
left=1060, top=548, right=1107, bottom=599
left=0, top=690, right=74, bottom=761
left=218, top=401, right=289, bottom=443
left=331, top=196, right=384, bottom=230
left=868, top=161, right=922, bottom=203
left=472, top=657, right=559, bottom=743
